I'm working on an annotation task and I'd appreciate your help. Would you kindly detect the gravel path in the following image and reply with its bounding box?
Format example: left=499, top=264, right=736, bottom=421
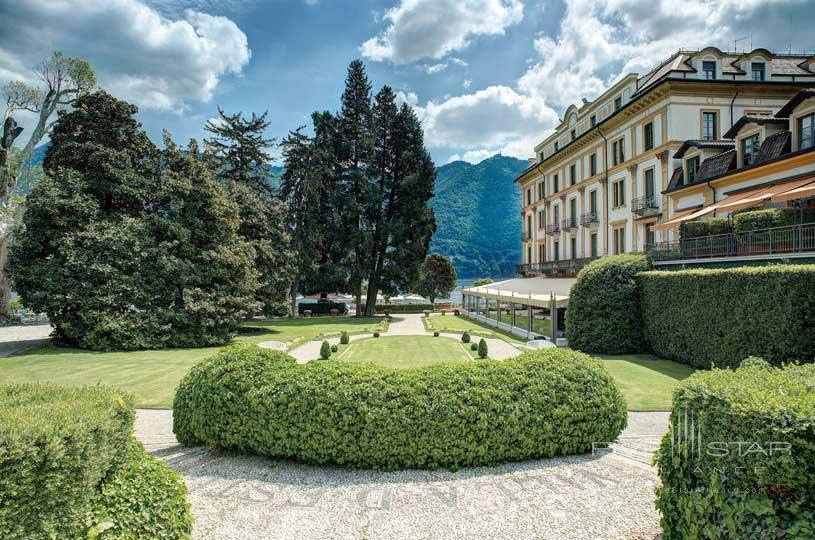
left=0, top=324, right=52, bottom=357
left=282, top=314, right=522, bottom=363
left=135, top=409, right=668, bottom=540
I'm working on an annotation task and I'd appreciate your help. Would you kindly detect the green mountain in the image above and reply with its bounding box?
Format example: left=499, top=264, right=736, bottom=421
left=430, top=154, right=527, bottom=278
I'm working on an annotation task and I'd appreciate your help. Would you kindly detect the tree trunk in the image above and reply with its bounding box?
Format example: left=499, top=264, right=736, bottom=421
left=0, top=234, right=10, bottom=320
left=289, top=273, right=302, bottom=318
left=354, top=283, right=362, bottom=318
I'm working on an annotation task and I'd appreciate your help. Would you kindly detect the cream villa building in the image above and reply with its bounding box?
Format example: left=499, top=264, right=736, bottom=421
left=514, top=47, right=815, bottom=276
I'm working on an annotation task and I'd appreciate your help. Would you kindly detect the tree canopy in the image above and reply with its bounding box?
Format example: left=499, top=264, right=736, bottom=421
left=414, top=254, right=458, bottom=305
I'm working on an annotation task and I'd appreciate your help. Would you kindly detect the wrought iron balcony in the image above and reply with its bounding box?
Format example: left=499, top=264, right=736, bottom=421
left=631, top=196, right=659, bottom=214
left=580, top=212, right=598, bottom=226
left=521, top=230, right=532, bottom=242
left=561, top=216, right=578, bottom=230
left=545, top=223, right=561, bottom=235
left=516, top=257, right=599, bottom=275
left=647, top=223, right=815, bottom=262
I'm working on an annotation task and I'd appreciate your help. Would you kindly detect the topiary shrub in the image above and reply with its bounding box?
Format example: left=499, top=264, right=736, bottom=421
left=433, top=331, right=440, bottom=337
left=331, top=344, right=338, bottom=353
left=639, top=265, right=815, bottom=368
left=471, top=343, right=478, bottom=351
left=174, top=346, right=627, bottom=470
left=565, top=254, right=652, bottom=354
left=477, top=338, right=488, bottom=359
left=461, top=331, right=471, bottom=343
left=656, top=363, right=815, bottom=539
left=88, top=441, right=193, bottom=540
left=1, top=384, right=191, bottom=540
left=320, top=340, right=331, bottom=359
left=373, top=331, right=380, bottom=338
left=340, top=331, right=350, bottom=345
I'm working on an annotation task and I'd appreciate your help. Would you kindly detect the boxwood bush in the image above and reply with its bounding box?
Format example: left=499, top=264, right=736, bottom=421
left=0, top=384, right=191, bottom=540
left=656, top=363, right=815, bottom=539
left=681, top=217, right=730, bottom=240
left=565, top=254, right=652, bottom=354
left=733, top=207, right=795, bottom=232
left=640, top=265, right=815, bottom=368
left=174, top=344, right=627, bottom=470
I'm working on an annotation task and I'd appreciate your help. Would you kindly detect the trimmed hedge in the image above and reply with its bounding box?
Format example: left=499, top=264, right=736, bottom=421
left=174, top=344, right=627, bottom=470
left=375, top=303, right=433, bottom=313
left=565, top=254, right=652, bottom=354
left=656, top=363, right=815, bottom=539
left=681, top=217, right=730, bottom=240
left=89, top=441, right=193, bottom=540
left=0, top=384, right=192, bottom=540
left=640, top=265, right=815, bottom=368
left=734, top=207, right=795, bottom=233
left=297, top=302, right=347, bottom=316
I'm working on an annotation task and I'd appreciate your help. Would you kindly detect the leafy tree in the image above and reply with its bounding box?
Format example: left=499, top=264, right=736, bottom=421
left=361, top=88, right=436, bottom=316
left=204, top=108, right=292, bottom=315
left=414, top=254, right=458, bottom=305
left=8, top=91, right=258, bottom=349
left=0, top=52, right=95, bottom=317
left=472, top=277, right=494, bottom=287
left=280, top=126, right=331, bottom=317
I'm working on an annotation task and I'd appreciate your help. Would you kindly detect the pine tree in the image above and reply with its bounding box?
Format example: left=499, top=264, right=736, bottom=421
left=336, top=61, right=375, bottom=316
left=204, top=108, right=292, bottom=315
left=280, top=126, right=331, bottom=317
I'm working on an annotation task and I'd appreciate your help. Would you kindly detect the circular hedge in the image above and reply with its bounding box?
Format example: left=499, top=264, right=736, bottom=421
left=173, top=344, right=627, bottom=470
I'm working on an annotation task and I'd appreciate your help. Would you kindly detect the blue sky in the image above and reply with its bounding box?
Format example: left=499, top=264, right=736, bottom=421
left=1, top=0, right=812, bottom=165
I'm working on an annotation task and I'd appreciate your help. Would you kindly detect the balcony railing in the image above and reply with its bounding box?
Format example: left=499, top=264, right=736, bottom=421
left=647, top=223, right=815, bottom=262
left=521, top=230, right=532, bottom=242
left=545, top=223, right=561, bottom=235
left=580, top=211, right=598, bottom=226
left=516, top=257, right=598, bottom=275
left=561, top=216, right=578, bottom=230
left=631, top=196, right=659, bottom=214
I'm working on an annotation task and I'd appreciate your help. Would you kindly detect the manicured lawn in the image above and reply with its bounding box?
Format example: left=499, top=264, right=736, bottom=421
left=338, top=335, right=473, bottom=368
left=426, top=314, right=523, bottom=344
left=594, top=353, right=696, bottom=410
left=0, top=316, right=384, bottom=408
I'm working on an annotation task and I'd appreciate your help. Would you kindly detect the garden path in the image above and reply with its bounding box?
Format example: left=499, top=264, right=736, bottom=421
left=0, top=324, right=52, bottom=357
left=135, top=409, right=668, bottom=540
left=282, top=313, right=521, bottom=362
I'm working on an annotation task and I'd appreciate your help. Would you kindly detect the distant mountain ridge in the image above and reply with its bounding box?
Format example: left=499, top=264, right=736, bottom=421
left=430, top=154, right=526, bottom=278
left=26, top=145, right=524, bottom=279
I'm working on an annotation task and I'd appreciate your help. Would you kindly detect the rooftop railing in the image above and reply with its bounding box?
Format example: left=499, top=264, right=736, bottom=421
left=647, top=223, right=815, bottom=262
left=516, top=257, right=598, bottom=275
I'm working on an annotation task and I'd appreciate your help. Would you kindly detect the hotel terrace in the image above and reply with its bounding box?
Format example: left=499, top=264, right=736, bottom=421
left=461, top=47, right=815, bottom=343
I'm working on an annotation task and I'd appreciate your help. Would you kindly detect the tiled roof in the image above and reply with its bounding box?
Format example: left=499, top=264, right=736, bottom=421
left=723, top=116, right=789, bottom=139
left=754, top=131, right=792, bottom=164
left=698, top=149, right=737, bottom=180
left=772, top=58, right=814, bottom=76
left=776, top=88, right=815, bottom=118
left=674, top=140, right=735, bottom=159
left=666, top=166, right=685, bottom=192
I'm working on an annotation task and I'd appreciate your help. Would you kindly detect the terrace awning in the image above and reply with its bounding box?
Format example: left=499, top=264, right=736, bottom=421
left=716, top=177, right=815, bottom=212
left=651, top=207, right=708, bottom=231
left=462, top=276, right=575, bottom=308
left=770, top=178, right=815, bottom=203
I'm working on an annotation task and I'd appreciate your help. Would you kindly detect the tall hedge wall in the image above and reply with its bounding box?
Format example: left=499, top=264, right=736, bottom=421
left=640, top=265, right=815, bottom=368
left=565, top=254, right=652, bottom=354
left=174, top=345, right=627, bottom=470
left=656, top=362, right=815, bottom=539
left=0, top=384, right=192, bottom=540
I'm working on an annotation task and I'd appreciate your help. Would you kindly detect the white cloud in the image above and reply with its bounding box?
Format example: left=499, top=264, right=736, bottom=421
left=360, top=0, right=523, bottom=64
left=412, top=85, right=558, bottom=161
left=422, top=63, right=448, bottom=74
left=394, top=90, right=419, bottom=108
left=462, top=79, right=472, bottom=89
left=0, top=0, right=251, bottom=112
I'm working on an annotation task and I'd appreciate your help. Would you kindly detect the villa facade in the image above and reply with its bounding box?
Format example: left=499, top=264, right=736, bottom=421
left=515, top=47, right=815, bottom=276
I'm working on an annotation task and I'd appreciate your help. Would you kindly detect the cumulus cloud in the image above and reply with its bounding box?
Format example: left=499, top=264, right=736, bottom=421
left=0, top=0, right=251, bottom=112
left=361, top=0, right=523, bottom=64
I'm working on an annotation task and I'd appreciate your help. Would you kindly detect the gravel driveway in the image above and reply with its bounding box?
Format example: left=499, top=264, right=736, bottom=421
left=136, top=409, right=668, bottom=540
left=0, top=323, right=52, bottom=357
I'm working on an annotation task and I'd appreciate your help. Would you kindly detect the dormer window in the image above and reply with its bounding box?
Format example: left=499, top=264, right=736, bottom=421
left=799, top=113, right=814, bottom=150
left=741, top=134, right=761, bottom=166
left=686, top=156, right=700, bottom=183
left=702, top=61, right=716, bottom=80
left=614, top=96, right=622, bottom=111
left=590, top=114, right=597, bottom=127
left=752, top=62, right=765, bottom=81
left=554, top=141, right=559, bottom=152
left=570, top=129, right=576, bottom=141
